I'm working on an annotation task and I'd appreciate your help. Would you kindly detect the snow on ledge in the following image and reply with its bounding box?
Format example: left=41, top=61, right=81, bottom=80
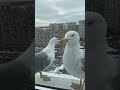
left=35, top=72, right=85, bottom=90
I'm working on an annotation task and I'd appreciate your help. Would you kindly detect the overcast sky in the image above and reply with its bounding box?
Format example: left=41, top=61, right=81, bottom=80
left=35, top=0, right=85, bottom=27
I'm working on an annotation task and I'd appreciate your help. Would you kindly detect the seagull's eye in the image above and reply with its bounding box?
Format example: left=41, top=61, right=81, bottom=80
left=72, top=34, right=74, bottom=37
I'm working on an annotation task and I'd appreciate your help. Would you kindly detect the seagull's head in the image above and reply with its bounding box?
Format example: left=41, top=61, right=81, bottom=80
left=86, top=12, right=107, bottom=46
left=60, top=31, right=80, bottom=45
left=50, top=37, right=59, bottom=45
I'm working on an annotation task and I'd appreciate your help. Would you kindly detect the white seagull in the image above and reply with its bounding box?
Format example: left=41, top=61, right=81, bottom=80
left=35, top=37, right=59, bottom=81
left=35, top=37, right=59, bottom=72
left=59, top=31, right=85, bottom=89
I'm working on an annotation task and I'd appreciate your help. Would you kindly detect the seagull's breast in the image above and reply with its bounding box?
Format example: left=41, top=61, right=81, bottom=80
left=63, top=46, right=85, bottom=78
left=43, top=47, right=55, bottom=62
left=47, top=51, right=55, bottom=62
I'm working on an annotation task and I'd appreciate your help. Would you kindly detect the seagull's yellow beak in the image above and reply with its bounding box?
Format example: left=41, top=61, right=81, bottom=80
left=59, top=38, right=69, bottom=44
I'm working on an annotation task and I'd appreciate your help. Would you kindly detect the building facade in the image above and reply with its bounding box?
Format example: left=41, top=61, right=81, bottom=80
left=35, top=29, right=70, bottom=47
left=49, top=22, right=77, bottom=31
left=79, top=20, right=85, bottom=40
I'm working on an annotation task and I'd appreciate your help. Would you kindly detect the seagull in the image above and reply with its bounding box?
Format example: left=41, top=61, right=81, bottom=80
left=54, top=46, right=85, bottom=74
left=35, top=37, right=59, bottom=81
left=59, top=31, right=85, bottom=90
left=86, top=12, right=118, bottom=90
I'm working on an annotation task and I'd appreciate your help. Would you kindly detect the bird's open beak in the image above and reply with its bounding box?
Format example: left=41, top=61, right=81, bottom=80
left=59, top=38, right=69, bottom=44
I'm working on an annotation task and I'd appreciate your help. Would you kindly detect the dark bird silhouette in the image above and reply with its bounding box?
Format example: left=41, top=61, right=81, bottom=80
left=86, top=12, right=118, bottom=90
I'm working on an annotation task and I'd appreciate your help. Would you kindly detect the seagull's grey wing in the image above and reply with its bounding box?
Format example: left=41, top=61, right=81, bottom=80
left=35, top=51, right=50, bottom=73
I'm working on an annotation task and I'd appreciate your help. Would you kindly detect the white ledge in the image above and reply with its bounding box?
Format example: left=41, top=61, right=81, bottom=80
left=35, top=72, right=84, bottom=90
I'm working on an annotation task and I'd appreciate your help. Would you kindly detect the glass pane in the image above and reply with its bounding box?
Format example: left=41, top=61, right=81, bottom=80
left=35, top=0, right=85, bottom=90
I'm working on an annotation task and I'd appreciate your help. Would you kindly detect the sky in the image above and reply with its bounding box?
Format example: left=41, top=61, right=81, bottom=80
left=35, top=0, right=85, bottom=27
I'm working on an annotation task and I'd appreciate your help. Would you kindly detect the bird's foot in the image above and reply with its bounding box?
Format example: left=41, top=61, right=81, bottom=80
left=53, top=67, right=61, bottom=74
left=71, top=83, right=81, bottom=90
left=39, top=72, right=51, bottom=81
left=71, top=79, right=85, bottom=90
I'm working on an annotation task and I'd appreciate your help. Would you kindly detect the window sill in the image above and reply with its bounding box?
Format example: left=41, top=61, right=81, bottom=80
left=35, top=72, right=83, bottom=90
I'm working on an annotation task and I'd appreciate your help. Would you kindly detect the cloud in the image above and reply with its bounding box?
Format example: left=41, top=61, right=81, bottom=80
left=35, top=0, right=85, bottom=27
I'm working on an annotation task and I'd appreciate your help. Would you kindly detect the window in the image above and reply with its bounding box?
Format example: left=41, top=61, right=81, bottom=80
left=35, top=0, right=85, bottom=90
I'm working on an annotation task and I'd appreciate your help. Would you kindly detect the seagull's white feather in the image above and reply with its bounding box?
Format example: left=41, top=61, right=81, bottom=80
left=35, top=37, right=58, bottom=73
left=61, top=31, right=85, bottom=79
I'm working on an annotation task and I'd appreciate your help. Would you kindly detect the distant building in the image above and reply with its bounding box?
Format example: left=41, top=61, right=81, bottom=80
left=49, top=22, right=77, bottom=30
left=79, top=20, right=85, bottom=40
left=38, top=26, right=50, bottom=30
left=49, top=23, right=67, bottom=30
left=66, top=22, right=77, bottom=30
left=35, top=20, right=85, bottom=47
left=57, top=23, right=66, bottom=30
left=36, top=20, right=85, bottom=46
left=49, top=23, right=58, bottom=30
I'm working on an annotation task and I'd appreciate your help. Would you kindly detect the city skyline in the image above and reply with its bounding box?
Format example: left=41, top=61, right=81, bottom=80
left=35, top=0, right=85, bottom=27
left=36, top=20, right=84, bottom=27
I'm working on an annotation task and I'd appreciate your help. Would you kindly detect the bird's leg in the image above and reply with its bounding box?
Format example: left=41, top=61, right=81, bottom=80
left=39, top=71, right=43, bottom=78
left=80, top=79, right=83, bottom=90
left=54, top=64, right=64, bottom=74
left=80, top=79, right=85, bottom=90
left=54, top=67, right=60, bottom=74
left=56, top=68, right=61, bottom=75
left=82, top=79, right=85, bottom=90
left=83, top=79, right=85, bottom=88
left=39, top=71, right=51, bottom=81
